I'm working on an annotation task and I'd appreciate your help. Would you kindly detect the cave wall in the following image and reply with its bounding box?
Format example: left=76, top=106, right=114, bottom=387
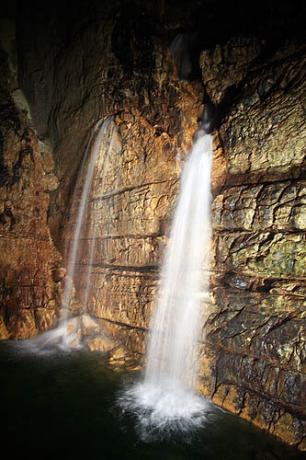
left=0, top=0, right=305, bottom=449
left=15, top=1, right=203, bottom=353
left=200, top=37, right=306, bottom=449
left=0, top=18, right=62, bottom=338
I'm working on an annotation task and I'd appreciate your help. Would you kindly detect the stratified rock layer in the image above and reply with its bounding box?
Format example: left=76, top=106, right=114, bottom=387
left=4, top=3, right=305, bottom=449
left=201, top=39, right=306, bottom=449
left=0, top=91, right=61, bottom=338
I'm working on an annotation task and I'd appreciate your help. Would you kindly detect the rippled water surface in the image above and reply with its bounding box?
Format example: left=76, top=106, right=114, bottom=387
left=0, top=342, right=303, bottom=460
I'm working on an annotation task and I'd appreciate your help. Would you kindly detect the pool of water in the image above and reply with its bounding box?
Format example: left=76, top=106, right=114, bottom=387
left=0, top=341, right=303, bottom=460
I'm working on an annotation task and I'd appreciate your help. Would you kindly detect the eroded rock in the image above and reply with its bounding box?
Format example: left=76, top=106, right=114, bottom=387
left=1, top=3, right=304, bottom=450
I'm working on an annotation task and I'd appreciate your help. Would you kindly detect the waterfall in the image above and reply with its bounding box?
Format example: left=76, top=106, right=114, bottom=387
left=119, top=132, right=213, bottom=435
left=30, top=117, right=117, bottom=350
left=146, top=133, right=212, bottom=386
left=59, top=119, right=102, bottom=346
left=60, top=116, right=119, bottom=347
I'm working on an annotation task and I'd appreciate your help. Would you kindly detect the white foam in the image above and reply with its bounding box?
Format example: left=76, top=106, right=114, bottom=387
left=119, top=133, right=213, bottom=434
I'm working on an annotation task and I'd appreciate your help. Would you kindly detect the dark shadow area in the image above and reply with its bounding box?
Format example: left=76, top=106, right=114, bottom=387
left=0, top=341, right=304, bottom=460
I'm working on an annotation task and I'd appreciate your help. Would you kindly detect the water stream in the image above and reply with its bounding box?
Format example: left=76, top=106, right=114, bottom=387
left=120, top=132, right=213, bottom=435
left=31, top=117, right=117, bottom=350
left=60, top=118, right=106, bottom=347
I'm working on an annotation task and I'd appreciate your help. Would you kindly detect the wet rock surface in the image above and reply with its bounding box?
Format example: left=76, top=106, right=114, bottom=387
left=0, top=0, right=305, bottom=449
left=0, top=90, right=62, bottom=338
left=201, top=38, right=306, bottom=449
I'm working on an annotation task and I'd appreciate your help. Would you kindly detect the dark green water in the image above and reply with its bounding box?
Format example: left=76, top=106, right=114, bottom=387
left=0, top=342, right=304, bottom=460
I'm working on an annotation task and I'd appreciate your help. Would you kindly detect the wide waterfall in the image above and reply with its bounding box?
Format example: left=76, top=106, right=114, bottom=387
left=119, top=132, right=213, bottom=436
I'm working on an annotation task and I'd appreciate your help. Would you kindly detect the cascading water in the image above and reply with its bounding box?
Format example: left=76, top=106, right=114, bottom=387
left=119, top=132, right=213, bottom=436
left=30, top=117, right=117, bottom=350
left=60, top=118, right=107, bottom=348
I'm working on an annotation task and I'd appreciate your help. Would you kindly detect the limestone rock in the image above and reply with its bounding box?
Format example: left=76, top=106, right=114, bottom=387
left=81, top=314, right=101, bottom=336
left=67, top=329, right=82, bottom=349
left=85, top=335, right=116, bottom=353
left=107, top=344, right=141, bottom=371
left=41, top=173, right=59, bottom=192
left=210, top=43, right=306, bottom=186
left=52, top=267, right=66, bottom=283
left=7, top=309, right=37, bottom=339
left=0, top=314, right=10, bottom=339
left=66, top=317, right=80, bottom=336
left=3, top=2, right=304, bottom=450
left=200, top=37, right=261, bottom=105
left=0, top=85, right=61, bottom=338
left=199, top=38, right=306, bottom=448
left=34, top=308, right=57, bottom=332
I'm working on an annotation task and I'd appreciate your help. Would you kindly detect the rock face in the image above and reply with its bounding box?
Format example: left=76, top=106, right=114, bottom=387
left=200, top=38, right=306, bottom=449
left=16, top=3, right=203, bottom=354
left=0, top=37, right=62, bottom=338
left=1, top=0, right=305, bottom=450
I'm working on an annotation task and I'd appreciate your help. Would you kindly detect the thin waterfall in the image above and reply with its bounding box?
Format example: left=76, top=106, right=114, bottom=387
left=61, top=116, right=117, bottom=347
left=79, top=123, right=118, bottom=310
left=29, top=117, right=116, bottom=350
left=119, top=132, right=213, bottom=434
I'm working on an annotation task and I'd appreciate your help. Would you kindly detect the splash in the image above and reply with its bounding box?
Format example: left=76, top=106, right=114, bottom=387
left=119, top=133, right=213, bottom=435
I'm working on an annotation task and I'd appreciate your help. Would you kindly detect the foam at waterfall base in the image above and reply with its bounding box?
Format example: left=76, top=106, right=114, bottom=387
left=23, top=318, right=83, bottom=354
left=118, top=380, right=209, bottom=440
